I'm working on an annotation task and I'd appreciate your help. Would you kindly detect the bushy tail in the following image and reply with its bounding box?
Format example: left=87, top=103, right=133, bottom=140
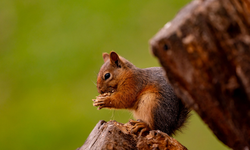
left=176, top=99, right=191, bottom=131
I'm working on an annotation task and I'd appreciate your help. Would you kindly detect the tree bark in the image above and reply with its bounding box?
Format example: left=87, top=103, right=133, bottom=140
left=150, top=0, right=250, bottom=149
left=78, top=120, right=187, bottom=150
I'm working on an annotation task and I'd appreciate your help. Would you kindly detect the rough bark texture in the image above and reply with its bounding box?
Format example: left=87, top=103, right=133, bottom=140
left=150, top=0, right=250, bottom=149
left=78, top=120, right=187, bottom=150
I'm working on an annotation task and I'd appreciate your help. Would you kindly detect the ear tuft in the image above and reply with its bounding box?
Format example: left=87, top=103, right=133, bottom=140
left=102, top=53, right=109, bottom=62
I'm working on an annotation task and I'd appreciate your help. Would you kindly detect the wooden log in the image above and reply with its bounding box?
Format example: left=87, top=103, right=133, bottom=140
left=150, top=0, right=250, bottom=149
left=78, top=120, right=136, bottom=150
left=78, top=120, right=187, bottom=150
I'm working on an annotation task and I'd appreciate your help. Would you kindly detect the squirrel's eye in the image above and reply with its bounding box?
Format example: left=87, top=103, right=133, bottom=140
left=104, top=73, right=110, bottom=80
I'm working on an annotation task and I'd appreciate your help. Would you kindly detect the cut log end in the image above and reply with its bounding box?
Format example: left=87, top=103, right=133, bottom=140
left=78, top=120, right=187, bottom=150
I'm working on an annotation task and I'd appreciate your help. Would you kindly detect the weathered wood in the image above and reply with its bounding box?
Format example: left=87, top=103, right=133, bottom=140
left=78, top=120, right=187, bottom=150
left=150, top=0, right=250, bottom=149
left=78, top=120, right=136, bottom=150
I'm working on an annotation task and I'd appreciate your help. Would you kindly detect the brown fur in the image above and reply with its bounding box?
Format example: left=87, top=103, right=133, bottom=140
left=94, top=51, right=189, bottom=135
left=133, top=85, right=159, bottom=130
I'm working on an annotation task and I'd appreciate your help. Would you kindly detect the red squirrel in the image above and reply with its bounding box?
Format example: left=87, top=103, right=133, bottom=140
left=93, top=51, right=189, bottom=135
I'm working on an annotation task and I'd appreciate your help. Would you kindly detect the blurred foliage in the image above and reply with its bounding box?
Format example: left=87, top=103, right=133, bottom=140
left=0, top=0, right=230, bottom=150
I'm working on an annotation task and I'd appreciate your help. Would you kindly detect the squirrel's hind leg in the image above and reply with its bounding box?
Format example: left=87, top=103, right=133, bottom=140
left=129, top=119, right=150, bottom=136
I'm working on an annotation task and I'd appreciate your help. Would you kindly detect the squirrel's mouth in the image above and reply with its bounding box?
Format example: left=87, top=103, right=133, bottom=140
left=102, top=90, right=115, bottom=96
left=102, top=89, right=115, bottom=96
left=98, top=85, right=117, bottom=95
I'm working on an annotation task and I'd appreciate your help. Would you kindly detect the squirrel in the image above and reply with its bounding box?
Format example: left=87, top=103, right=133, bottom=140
left=93, top=51, right=189, bottom=136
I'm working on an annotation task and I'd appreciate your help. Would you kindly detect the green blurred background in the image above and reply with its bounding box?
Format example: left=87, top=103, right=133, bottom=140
left=0, top=0, right=230, bottom=149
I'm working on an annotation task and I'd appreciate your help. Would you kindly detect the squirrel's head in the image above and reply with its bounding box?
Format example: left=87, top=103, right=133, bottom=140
left=96, top=51, right=132, bottom=94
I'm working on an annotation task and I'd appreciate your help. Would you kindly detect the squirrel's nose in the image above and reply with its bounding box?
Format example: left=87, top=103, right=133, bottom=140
left=97, top=88, right=104, bottom=94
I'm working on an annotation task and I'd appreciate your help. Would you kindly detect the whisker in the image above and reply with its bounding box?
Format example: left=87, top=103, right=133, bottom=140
left=91, top=80, right=97, bottom=86
left=94, top=71, right=98, bottom=76
left=129, top=112, right=133, bottom=120
left=110, top=110, right=115, bottom=120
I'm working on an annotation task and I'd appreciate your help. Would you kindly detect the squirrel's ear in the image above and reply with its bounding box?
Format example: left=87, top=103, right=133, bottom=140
left=110, top=51, right=122, bottom=67
left=102, top=53, right=109, bottom=62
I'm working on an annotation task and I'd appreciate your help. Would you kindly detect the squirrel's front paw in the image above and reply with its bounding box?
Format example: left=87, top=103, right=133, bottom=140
left=92, top=95, right=111, bottom=110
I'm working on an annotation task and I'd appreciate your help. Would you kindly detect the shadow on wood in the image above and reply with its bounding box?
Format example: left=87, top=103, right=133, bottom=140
left=150, top=0, right=250, bottom=149
left=78, top=120, right=187, bottom=150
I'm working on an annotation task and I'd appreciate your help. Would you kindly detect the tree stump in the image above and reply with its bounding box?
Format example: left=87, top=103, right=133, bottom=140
left=78, top=120, right=187, bottom=150
left=150, top=0, right=250, bottom=149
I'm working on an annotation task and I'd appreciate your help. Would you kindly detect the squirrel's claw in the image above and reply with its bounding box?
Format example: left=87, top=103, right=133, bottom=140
left=93, top=101, right=105, bottom=106
left=93, top=96, right=110, bottom=110
left=129, top=119, right=150, bottom=136
left=98, top=106, right=104, bottom=110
